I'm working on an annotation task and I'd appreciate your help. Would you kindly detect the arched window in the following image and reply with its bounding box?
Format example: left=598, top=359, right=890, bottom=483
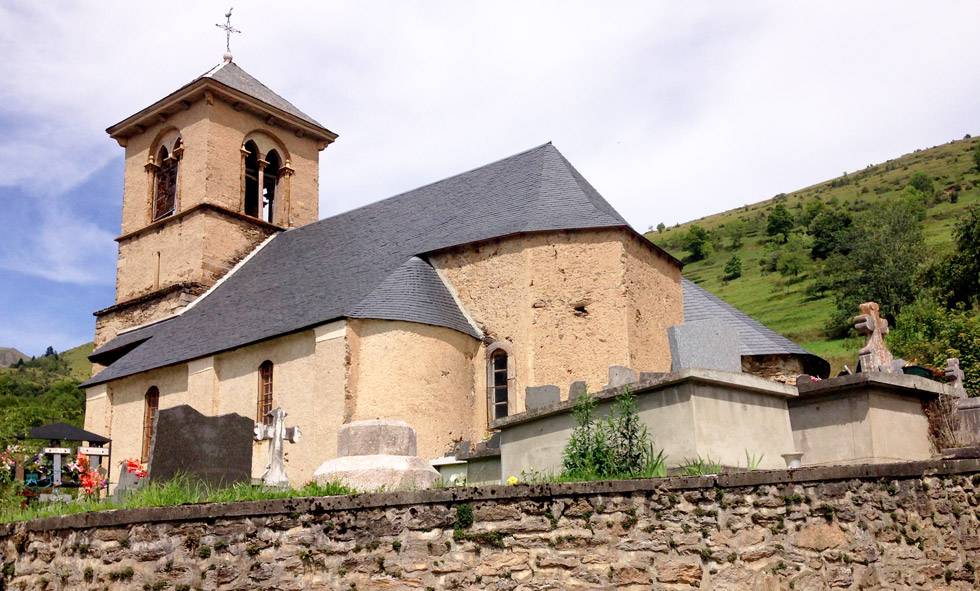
left=263, top=150, right=281, bottom=224
left=142, top=386, right=160, bottom=462
left=488, top=348, right=509, bottom=420
left=153, top=142, right=178, bottom=221
left=243, top=140, right=261, bottom=218
left=257, top=360, right=274, bottom=425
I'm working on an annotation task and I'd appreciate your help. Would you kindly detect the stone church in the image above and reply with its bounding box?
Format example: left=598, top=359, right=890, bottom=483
left=82, top=58, right=826, bottom=485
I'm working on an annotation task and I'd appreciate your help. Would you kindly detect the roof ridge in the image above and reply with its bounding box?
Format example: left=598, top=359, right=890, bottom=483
left=292, top=142, right=557, bottom=237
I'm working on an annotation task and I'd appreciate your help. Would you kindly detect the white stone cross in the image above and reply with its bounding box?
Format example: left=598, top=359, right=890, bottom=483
left=254, top=407, right=300, bottom=488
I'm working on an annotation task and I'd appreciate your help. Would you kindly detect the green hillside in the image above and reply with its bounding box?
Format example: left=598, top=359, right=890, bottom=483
left=649, top=135, right=980, bottom=372
left=0, top=343, right=93, bottom=443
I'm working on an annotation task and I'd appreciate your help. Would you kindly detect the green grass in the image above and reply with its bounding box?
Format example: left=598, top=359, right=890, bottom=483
left=61, top=343, right=94, bottom=381
left=650, top=135, right=980, bottom=374
left=0, top=475, right=356, bottom=524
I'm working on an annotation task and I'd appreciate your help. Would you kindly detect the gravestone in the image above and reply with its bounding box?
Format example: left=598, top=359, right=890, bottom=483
left=148, top=405, right=253, bottom=488
left=852, top=302, right=899, bottom=373
left=525, top=385, right=560, bottom=410
left=111, top=463, right=145, bottom=502
left=606, top=366, right=639, bottom=388
left=668, top=321, right=741, bottom=373
left=568, top=381, right=588, bottom=400
left=254, top=408, right=301, bottom=488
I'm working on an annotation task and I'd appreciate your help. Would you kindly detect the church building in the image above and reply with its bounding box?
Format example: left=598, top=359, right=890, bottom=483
left=82, top=58, right=824, bottom=486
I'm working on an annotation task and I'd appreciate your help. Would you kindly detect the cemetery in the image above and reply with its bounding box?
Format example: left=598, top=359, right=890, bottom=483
left=1, top=300, right=975, bottom=522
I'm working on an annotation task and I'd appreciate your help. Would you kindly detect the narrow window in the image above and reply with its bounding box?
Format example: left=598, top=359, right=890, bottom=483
left=153, top=145, right=178, bottom=221
left=263, top=150, right=281, bottom=224
left=489, top=349, right=509, bottom=420
left=142, top=386, right=160, bottom=462
left=244, top=140, right=260, bottom=217
left=257, top=360, right=274, bottom=425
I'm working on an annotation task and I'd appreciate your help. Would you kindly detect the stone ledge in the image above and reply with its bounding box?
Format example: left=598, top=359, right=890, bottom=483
left=795, top=371, right=951, bottom=400
left=491, top=368, right=797, bottom=430
left=4, top=457, right=977, bottom=536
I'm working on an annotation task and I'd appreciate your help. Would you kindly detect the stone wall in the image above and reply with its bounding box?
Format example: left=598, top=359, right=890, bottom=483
left=2, top=459, right=978, bottom=590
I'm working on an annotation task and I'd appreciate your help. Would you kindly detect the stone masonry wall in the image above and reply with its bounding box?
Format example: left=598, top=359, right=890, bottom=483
left=1, top=460, right=978, bottom=590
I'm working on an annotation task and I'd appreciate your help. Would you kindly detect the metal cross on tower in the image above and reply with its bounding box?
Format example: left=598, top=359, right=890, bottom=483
left=215, top=7, right=241, bottom=63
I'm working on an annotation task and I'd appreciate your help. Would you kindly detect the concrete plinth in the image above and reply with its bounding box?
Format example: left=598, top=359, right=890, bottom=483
left=313, top=455, right=440, bottom=491
left=314, top=419, right=439, bottom=492
left=790, top=372, right=950, bottom=465
left=494, top=369, right=798, bottom=479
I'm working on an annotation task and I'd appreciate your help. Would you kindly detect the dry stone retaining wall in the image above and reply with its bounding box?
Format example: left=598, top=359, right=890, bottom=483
left=1, top=459, right=978, bottom=590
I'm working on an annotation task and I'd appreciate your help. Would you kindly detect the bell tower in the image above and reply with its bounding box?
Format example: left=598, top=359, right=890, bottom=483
left=93, top=56, right=337, bottom=349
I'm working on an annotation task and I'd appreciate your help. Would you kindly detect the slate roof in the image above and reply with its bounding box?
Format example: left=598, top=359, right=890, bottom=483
left=682, top=279, right=829, bottom=375
left=201, top=61, right=324, bottom=129
left=106, top=61, right=333, bottom=139
left=84, top=143, right=643, bottom=387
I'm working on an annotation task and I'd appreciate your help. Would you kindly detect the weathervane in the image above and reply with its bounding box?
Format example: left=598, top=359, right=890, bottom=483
left=215, top=7, right=241, bottom=63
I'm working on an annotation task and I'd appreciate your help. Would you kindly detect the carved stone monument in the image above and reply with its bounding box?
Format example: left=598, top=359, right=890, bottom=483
left=852, top=302, right=900, bottom=373
left=313, top=419, right=439, bottom=491
left=254, top=408, right=301, bottom=488
left=946, top=358, right=967, bottom=398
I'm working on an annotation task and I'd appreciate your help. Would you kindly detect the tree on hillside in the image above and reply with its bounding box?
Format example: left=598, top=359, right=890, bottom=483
left=808, top=210, right=853, bottom=260
left=908, top=171, right=934, bottom=197
left=766, top=203, right=794, bottom=243
left=723, top=255, right=742, bottom=281
left=797, top=201, right=825, bottom=228
left=776, top=233, right=811, bottom=278
left=656, top=222, right=666, bottom=234
left=724, top=219, right=748, bottom=249
left=824, top=196, right=926, bottom=332
left=924, top=205, right=980, bottom=308
left=682, top=225, right=712, bottom=261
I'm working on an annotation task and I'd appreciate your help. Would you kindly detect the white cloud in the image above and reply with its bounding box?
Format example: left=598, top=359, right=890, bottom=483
left=0, top=0, right=978, bottom=241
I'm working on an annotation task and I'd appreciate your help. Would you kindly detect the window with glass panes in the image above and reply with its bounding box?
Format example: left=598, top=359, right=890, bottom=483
left=490, top=349, right=509, bottom=419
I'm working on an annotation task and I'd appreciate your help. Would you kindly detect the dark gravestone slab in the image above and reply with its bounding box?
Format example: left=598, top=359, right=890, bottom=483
left=148, top=405, right=253, bottom=488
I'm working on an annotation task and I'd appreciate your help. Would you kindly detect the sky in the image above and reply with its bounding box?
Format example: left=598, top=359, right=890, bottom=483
left=0, top=1, right=978, bottom=356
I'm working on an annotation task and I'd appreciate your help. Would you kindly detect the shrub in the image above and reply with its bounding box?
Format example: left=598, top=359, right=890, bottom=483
left=682, top=225, right=712, bottom=261
left=561, top=391, right=665, bottom=480
left=908, top=171, right=934, bottom=197
left=722, top=255, right=742, bottom=281
left=889, top=298, right=980, bottom=395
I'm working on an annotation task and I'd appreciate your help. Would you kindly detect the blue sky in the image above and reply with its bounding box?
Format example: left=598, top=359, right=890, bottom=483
left=1, top=1, right=979, bottom=355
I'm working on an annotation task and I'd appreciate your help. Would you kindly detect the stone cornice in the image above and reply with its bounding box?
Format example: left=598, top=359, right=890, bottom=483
left=106, top=77, right=337, bottom=146
left=795, top=371, right=951, bottom=400
left=115, top=202, right=283, bottom=243
left=93, top=282, right=207, bottom=318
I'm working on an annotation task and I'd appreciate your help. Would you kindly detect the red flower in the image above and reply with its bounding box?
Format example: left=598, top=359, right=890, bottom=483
left=124, top=458, right=148, bottom=479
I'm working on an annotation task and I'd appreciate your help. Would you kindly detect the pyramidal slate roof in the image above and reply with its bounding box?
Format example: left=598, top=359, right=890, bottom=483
left=682, top=279, right=829, bottom=374
left=200, top=61, right=323, bottom=129
left=84, top=143, right=643, bottom=387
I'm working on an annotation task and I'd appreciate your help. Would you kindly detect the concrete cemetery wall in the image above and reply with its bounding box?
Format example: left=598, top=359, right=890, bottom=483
left=1, top=459, right=978, bottom=590
left=495, top=369, right=798, bottom=479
